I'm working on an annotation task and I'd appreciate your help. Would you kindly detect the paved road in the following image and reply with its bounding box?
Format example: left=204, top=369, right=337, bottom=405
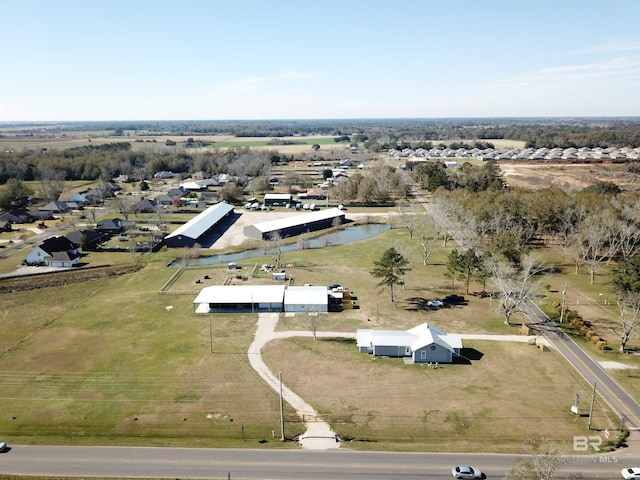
left=527, top=304, right=640, bottom=430
left=0, top=445, right=634, bottom=479
left=411, top=184, right=640, bottom=428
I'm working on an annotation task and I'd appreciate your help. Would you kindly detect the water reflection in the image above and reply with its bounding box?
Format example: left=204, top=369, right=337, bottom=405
left=179, top=223, right=391, bottom=266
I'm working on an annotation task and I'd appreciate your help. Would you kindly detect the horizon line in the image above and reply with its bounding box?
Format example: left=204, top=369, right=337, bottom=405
left=2, top=115, right=640, bottom=125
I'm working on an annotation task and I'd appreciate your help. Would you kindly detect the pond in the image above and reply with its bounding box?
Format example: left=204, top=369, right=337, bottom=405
left=177, top=222, right=391, bottom=267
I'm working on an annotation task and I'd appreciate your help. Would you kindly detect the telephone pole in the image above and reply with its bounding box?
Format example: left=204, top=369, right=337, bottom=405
left=279, top=371, right=285, bottom=441
left=588, top=382, right=597, bottom=430
left=560, top=282, right=568, bottom=323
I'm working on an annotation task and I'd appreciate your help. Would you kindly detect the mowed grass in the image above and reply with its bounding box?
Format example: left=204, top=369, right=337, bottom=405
left=262, top=337, right=614, bottom=452
left=0, top=224, right=631, bottom=452
left=0, top=253, right=296, bottom=448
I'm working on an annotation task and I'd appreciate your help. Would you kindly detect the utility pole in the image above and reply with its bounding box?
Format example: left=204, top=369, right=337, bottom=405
left=588, top=382, right=596, bottom=430
left=279, top=371, right=285, bottom=441
left=560, top=282, right=568, bottom=323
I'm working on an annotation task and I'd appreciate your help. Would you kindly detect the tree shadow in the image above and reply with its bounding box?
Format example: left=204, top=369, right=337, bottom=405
left=404, top=296, right=437, bottom=311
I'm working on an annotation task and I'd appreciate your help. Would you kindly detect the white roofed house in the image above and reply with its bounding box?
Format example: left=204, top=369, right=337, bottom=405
left=356, top=322, right=462, bottom=364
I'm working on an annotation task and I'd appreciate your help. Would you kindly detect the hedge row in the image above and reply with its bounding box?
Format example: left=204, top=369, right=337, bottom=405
left=550, top=300, right=607, bottom=350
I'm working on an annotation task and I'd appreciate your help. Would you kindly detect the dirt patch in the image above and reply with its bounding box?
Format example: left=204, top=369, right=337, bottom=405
left=0, top=263, right=144, bottom=292
left=600, top=361, right=638, bottom=369
left=499, top=162, right=640, bottom=193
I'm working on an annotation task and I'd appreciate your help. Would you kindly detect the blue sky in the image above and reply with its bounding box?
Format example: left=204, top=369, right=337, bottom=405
left=1, top=0, right=639, bottom=121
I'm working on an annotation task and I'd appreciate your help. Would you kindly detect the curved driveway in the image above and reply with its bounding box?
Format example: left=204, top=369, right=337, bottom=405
left=249, top=313, right=350, bottom=449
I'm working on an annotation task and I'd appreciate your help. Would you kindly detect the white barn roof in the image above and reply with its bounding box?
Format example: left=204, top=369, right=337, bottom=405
left=193, top=285, right=286, bottom=305
left=264, top=193, right=293, bottom=201
left=165, top=202, right=233, bottom=241
left=284, top=286, right=329, bottom=306
left=246, top=208, right=345, bottom=236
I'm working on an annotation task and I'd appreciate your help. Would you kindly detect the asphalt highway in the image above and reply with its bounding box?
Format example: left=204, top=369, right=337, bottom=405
left=0, top=445, right=633, bottom=479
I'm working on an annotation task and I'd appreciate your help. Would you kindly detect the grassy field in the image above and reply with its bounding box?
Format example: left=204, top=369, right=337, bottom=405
left=0, top=133, right=345, bottom=155
left=1, top=214, right=636, bottom=452
left=0, top=127, right=525, bottom=155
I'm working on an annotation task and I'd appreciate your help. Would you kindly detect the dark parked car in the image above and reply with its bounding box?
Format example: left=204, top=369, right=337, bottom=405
left=443, top=294, right=466, bottom=305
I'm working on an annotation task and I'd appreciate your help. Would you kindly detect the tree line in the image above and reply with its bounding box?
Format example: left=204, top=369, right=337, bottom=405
left=370, top=162, right=640, bottom=351
left=5, top=118, right=640, bottom=149
left=0, top=143, right=277, bottom=186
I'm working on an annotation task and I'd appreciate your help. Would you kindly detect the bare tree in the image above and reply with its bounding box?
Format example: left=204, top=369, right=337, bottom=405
left=614, top=296, right=640, bottom=353
left=429, top=193, right=455, bottom=247
left=304, top=309, right=321, bottom=341
left=155, top=204, right=168, bottom=228
left=297, top=231, right=310, bottom=250
left=577, top=214, right=616, bottom=284
left=396, top=204, right=423, bottom=240
left=417, top=224, right=437, bottom=266
left=506, top=437, right=564, bottom=480
left=37, top=167, right=66, bottom=202
left=486, top=253, right=547, bottom=326
left=111, top=195, right=136, bottom=222
left=263, top=232, right=284, bottom=269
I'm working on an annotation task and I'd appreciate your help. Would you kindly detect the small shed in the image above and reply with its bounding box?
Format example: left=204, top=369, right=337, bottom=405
left=272, top=271, right=287, bottom=281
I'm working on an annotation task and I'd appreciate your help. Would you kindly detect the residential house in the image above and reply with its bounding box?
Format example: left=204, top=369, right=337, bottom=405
left=25, top=236, right=81, bottom=267
left=96, top=218, right=125, bottom=235
left=200, top=191, right=219, bottom=203
left=0, top=208, right=35, bottom=224
left=39, top=201, right=70, bottom=214
left=167, top=187, right=187, bottom=199
left=356, top=322, right=462, bottom=364
left=134, top=198, right=158, bottom=213
left=180, top=181, right=207, bottom=191
left=154, top=194, right=174, bottom=206
left=0, top=220, right=12, bottom=232
left=66, top=229, right=108, bottom=251
left=154, top=171, right=176, bottom=180
left=58, top=191, right=88, bottom=207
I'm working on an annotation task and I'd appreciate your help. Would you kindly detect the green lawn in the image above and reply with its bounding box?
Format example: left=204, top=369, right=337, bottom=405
left=0, top=218, right=636, bottom=452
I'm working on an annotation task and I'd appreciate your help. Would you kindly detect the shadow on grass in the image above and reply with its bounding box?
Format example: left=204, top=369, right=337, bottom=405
left=319, top=337, right=356, bottom=345
left=404, top=296, right=439, bottom=311
left=454, top=348, right=484, bottom=365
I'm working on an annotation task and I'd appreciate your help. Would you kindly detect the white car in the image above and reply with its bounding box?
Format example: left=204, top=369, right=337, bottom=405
left=0, top=441, right=6, bottom=452
left=427, top=300, right=444, bottom=307
left=622, top=468, right=640, bottom=479
left=452, top=466, right=484, bottom=479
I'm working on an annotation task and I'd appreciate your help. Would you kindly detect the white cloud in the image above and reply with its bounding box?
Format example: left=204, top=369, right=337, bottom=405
left=492, top=56, right=640, bottom=90
left=578, top=39, right=640, bottom=54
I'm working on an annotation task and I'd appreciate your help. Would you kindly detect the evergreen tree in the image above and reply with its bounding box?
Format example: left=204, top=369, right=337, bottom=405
left=370, top=247, right=411, bottom=304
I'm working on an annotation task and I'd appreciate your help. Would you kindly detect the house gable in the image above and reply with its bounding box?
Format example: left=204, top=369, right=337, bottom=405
left=356, top=322, right=462, bottom=364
